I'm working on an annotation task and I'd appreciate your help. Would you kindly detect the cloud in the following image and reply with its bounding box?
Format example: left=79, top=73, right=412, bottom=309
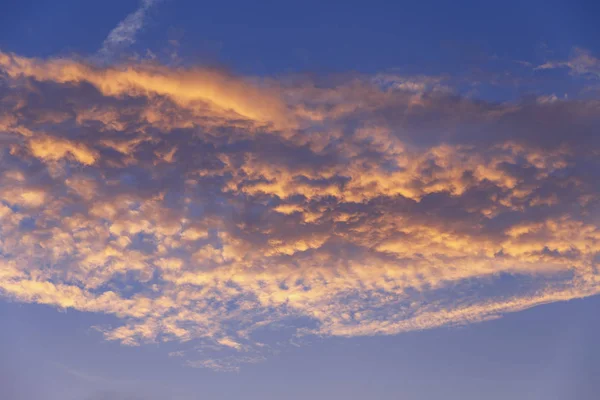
left=97, top=0, right=162, bottom=61
left=0, top=51, right=294, bottom=130
left=536, top=48, right=600, bottom=79
left=187, top=355, right=265, bottom=373
left=0, top=50, right=600, bottom=371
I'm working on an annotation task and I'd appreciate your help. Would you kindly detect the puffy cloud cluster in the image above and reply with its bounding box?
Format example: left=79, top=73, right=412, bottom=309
left=1, top=51, right=599, bottom=369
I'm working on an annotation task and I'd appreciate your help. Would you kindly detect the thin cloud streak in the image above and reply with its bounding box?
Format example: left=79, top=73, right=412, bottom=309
left=536, top=48, right=600, bottom=78
left=96, top=0, right=162, bottom=61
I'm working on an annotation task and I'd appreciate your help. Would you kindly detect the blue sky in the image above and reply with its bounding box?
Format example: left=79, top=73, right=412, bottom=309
left=4, top=296, right=600, bottom=400
left=4, top=0, right=600, bottom=73
left=1, top=1, right=600, bottom=399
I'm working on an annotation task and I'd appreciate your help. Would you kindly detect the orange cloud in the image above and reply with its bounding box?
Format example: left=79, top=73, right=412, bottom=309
left=1, top=51, right=600, bottom=371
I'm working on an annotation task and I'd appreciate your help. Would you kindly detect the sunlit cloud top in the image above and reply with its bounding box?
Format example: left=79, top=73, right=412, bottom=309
left=1, top=47, right=600, bottom=371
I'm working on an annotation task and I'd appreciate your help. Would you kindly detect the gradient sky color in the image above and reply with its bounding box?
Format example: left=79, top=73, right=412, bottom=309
left=2, top=1, right=600, bottom=399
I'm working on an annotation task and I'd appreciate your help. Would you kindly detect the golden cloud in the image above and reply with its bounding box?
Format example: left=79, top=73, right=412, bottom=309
left=0, top=51, right=599, bottom=370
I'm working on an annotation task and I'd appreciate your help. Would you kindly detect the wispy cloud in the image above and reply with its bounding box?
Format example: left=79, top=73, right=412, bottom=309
left=96, top=0, right=162, bottom=61
left=536, top=48, right=600, bottom=78
left=54, top=362, right=141, bottom=386
left=187, top=355, right=265, bottom=373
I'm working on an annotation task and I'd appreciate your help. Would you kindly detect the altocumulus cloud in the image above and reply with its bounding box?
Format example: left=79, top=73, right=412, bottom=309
left=0, top=50, right=600, bottom=370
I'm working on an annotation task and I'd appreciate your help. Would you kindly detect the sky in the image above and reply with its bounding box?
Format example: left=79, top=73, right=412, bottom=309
left=1, top=1, right=600, bottom=399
